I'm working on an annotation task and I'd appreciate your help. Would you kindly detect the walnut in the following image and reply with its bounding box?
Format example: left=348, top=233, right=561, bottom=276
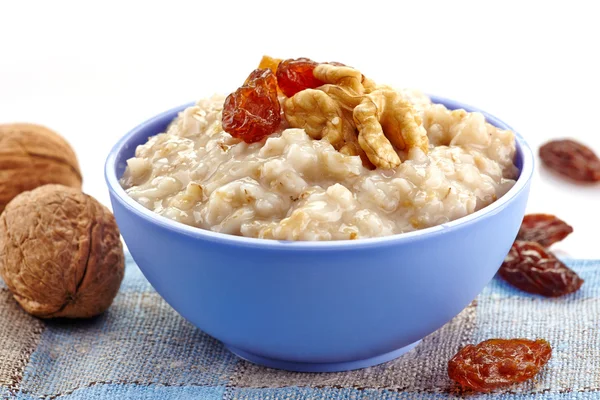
left=317, top=84, right=374, bottom=168
left=313, top=64, right=364, bottom=93
left=0, top=123, right=82, bottom=213
left=283, top=89, right=346, bottom=147
left=284, top=86, right=375, bottom=169
left=361, top=75, right=378, bottom=93
left=276, top=58, right=429, bottom=169
left=354, top=89, right=429, bottom=168
left=0, top=185, right=124, bottom=318
left=319, top=84, right=363, bottom=111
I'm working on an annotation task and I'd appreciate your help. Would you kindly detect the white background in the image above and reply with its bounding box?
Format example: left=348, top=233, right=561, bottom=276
left=1, top=1, right=598, bottom=257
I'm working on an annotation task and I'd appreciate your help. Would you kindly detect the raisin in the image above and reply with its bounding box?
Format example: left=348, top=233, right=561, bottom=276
left=448, top=338, right=552, bottom=392
left=499, top=241, right=583, bottom=297
left=276, top=58, right=324, bottom=97
left=539, top=139, right=600, bottom=182
left=516, top=214, right=573, bottom=247
left=258, top=55, right=282, bottom=74
left=222, top=68, right=281, bottom=143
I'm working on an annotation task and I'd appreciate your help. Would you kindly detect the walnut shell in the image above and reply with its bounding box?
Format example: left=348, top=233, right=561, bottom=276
left=0, top=185, right=124, bottom=318
left=0, top=123, right=82, bottom=213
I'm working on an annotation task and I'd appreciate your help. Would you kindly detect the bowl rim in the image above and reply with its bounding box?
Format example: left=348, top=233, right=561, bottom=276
left=105, top=95, right=534, bottom=251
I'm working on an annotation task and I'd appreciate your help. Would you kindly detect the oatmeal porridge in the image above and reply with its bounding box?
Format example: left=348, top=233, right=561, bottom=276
left=121, top=57, right=517, bottom=240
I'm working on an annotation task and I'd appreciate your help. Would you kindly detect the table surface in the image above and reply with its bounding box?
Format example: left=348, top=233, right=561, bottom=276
left=1, top=1, right=598, bottom=257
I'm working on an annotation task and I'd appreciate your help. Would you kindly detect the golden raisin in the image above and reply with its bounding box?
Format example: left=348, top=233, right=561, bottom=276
left=276, top=58, right=324, bottom=97
left=222, top=69, right=281, bottom=143
left=258, top=55, right=282, bottom=74
left=448, top=338, right=552, bottom=392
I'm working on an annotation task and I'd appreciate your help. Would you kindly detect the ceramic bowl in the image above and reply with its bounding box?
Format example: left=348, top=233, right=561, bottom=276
left=105, top=96, right=533, bottom=372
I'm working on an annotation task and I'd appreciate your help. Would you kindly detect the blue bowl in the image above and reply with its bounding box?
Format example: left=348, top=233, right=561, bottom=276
left=105, top=96, right=534, bottom=372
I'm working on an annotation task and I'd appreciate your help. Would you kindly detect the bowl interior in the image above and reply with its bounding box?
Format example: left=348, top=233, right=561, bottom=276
left=105, top=96, right=534, bottom=248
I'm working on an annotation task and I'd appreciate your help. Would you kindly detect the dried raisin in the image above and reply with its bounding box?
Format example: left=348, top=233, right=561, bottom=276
left=258, top=55, right=282, bottom=74
left=448, top=338, right=551, bottom=392
left=517, top=214, right=573, bottom=247
left=499, top=241, right=583, bottom=297
left=222, top=68, right=281, bottom=143
left=539, top=139, right=600, bottom=182
left=276, top=58, right=324, bottom=97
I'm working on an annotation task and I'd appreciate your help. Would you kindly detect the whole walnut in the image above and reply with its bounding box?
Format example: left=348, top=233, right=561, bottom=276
left=0, top=123, right=82, bottom=213
left=0, top=185, right=124, bottom=318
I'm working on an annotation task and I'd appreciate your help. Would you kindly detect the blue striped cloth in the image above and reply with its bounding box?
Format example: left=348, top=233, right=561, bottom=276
left=1, top=254, right=598, bottom=399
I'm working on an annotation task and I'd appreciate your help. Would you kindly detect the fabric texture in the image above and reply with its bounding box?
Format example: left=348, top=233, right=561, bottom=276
left=1, top=254, right=598, bottom=400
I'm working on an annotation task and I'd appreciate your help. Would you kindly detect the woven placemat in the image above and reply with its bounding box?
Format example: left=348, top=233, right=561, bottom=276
left=1, top=254, right=599, bottom=399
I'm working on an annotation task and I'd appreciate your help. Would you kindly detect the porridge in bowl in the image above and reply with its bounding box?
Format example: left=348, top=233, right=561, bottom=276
left=121, top=57, right=517, bottom=241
